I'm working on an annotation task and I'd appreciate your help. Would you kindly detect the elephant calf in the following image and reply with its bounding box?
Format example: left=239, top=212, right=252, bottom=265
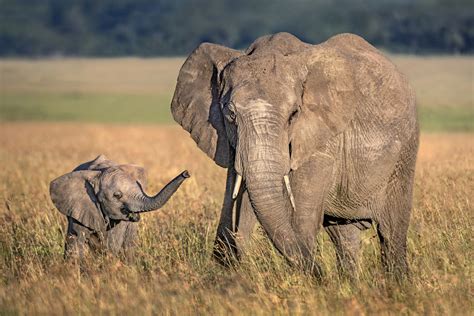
left=50, top=154, right=190, bottom=259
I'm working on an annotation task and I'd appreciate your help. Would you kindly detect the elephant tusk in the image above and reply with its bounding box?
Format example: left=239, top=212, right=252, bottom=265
left=232, top=173, right=242, bottom=199
left=284, top=175, right=296, bottom=211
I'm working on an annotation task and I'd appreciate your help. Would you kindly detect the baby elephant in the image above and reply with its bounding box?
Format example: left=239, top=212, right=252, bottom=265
left=50, top=154, right=190, bottom=259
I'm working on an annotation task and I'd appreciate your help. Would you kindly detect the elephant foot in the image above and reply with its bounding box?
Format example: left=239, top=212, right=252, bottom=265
left=305, top=260, right=325, bottom=282
left=213, top=234, right=240, bottom=267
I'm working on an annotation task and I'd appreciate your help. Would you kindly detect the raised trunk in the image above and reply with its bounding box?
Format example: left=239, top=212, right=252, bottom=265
left=128, top=171, right=189, bottom=213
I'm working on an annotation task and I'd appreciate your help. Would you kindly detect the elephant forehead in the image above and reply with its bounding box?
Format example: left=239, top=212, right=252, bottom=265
left=223, top=55, right=302, bottom=107
left=231, top=86, right=298, bottom=114
left=225, top=53, right=300, bottom=82
left=100, top=168, right=133, bottom=189
left=236, top=98, right=273, bottom=111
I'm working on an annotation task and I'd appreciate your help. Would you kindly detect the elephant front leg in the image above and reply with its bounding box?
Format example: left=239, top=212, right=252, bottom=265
left=234, top=188, right=257, bottom=258
left=119, top=222, right=139, bottom=263
left=289, top=152, right=335, bottom=275
left=214, top=168, right=239, bottom=265
left=214, top=169, right=257, bottom=265
left=64, top=217, right=92, bottom=260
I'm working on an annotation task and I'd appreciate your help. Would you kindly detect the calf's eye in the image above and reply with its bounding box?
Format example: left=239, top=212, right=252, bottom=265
left=113, top=191, right=123, bottom=199
left=289, top=107, right=299, bottom=124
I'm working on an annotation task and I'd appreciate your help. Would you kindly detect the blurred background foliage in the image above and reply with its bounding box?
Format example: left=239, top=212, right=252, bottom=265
left=1, top=0, right=473, bottom=56
left=0, top=0, right=472, bottom=130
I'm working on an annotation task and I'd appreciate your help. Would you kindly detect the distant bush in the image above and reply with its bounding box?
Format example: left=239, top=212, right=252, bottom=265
left=0, top=0, right=473, bottom=56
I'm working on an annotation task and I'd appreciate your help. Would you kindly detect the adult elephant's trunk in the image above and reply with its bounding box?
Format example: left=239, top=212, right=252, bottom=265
left=128, top=171, right=190, bottom=213
left=237, top=121, right=306, bottom=263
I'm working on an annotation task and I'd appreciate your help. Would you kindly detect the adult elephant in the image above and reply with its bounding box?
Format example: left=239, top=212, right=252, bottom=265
left=171, top=33, right=419, bottom=279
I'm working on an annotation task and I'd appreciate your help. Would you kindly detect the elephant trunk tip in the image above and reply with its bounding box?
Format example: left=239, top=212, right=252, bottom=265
left=130, top=170, right=190, bottom=214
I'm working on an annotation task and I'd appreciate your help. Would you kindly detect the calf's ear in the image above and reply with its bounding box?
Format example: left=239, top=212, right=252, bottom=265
left=50, top=170, right=105, bottom=232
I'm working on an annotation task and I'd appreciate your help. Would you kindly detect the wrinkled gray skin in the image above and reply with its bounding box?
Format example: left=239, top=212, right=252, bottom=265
left=172, top=33, right=419, bottom=279
left=50, top=154, right=190, bottom=259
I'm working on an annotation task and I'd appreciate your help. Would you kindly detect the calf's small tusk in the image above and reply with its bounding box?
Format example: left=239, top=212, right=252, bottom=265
left=284, top=175, right=296, bottom=211
left=232, top=174, right=242, bottom=199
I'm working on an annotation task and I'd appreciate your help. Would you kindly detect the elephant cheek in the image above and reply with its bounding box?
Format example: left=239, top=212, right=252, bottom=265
left=100, top=202, right=127, bottom=221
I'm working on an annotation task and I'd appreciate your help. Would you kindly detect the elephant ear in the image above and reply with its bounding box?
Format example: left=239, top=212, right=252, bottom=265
left=171, top=43, right=242, bottom=168
left=50, top=170, right=105, bottom=232
left=290, top=35, right=361, bottom=170
left=74, top=154, right=117, bottom=172
left=118, top=164, right=148, bottom=189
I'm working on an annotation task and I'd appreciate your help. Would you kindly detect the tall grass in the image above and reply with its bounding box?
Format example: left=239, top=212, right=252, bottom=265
left=0, top=123, right=472, bottom=314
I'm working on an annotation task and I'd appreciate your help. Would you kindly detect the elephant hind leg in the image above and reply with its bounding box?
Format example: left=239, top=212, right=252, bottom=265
left=375, top=135, right=418, bottom=280
left=375, top=179, right=413, bottom=280
left=376, top=218, right=409, bottom=280
left=325, top=223, right=362, bottom=278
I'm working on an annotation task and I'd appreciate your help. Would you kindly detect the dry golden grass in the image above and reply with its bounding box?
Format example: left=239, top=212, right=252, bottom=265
left=0, top=123, right=472, bottom=315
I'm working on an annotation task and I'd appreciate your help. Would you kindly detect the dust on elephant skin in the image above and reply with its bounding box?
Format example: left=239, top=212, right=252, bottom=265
left=171, top=32, right=418, bottom=279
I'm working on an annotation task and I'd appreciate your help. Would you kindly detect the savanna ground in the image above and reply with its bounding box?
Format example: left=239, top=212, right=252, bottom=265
left=0, top=56, right=473, bottom=314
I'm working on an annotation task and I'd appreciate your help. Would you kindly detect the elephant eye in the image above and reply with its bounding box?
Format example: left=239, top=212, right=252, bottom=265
left=113, top=191, right=123, bottom=199
left=228, top=111, right=236, bottom=122
left=289, top=107, right=299, bottom=124
left=223, top=103, right=237, bottom=122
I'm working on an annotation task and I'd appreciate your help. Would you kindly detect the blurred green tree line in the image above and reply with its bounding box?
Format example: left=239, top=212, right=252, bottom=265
left=0, top=0, right=472, bottom=56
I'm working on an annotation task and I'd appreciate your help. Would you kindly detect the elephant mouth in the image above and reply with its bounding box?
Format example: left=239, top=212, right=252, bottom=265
left=120, top=206, right=141, bottom=222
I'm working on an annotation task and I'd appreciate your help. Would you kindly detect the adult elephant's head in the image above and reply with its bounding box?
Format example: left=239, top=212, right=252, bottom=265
left=172, top=32, right=355, bottom=222
left=50, top=160, right=189, bottom=231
